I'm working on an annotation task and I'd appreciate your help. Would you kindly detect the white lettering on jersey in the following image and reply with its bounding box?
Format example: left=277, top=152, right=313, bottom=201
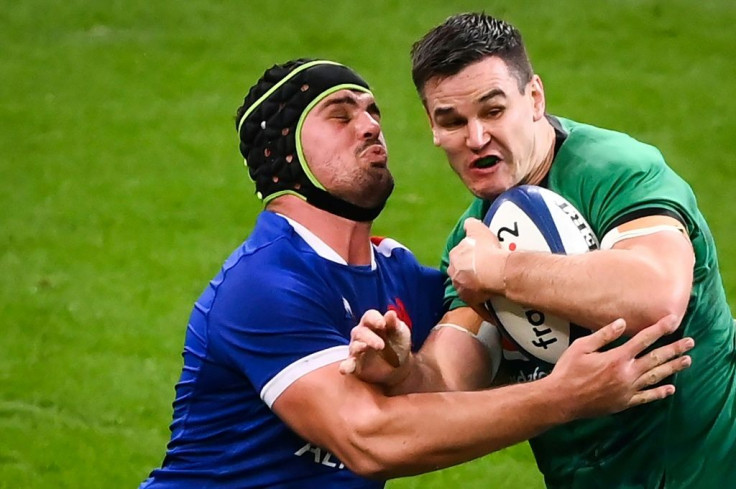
left=295, top=442, right=345, bottom=469
left=516, top=366, right=550, bottom=383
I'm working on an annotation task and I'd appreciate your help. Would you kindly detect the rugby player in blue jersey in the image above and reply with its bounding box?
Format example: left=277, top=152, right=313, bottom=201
left=140, top=58, right=693, bottom=489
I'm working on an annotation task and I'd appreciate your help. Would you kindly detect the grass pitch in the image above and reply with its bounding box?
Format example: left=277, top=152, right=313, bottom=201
left=1, top=1, right=734, bottom=488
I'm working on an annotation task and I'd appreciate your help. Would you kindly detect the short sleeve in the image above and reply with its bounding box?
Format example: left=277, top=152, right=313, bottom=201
left=207, top=249, right=348, bottom=407
left=549, top=129, right=699, bottom=239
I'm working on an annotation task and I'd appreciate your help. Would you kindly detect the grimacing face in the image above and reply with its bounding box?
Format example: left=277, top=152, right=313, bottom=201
left=422, top=56, right=547, bottom=200
left=300, top=89, right=394, bottom=209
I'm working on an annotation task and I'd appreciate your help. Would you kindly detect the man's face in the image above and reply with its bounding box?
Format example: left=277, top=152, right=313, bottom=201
left=422, top=56, right=546, bottom=200
left=300, top=89, right=393, bottom=209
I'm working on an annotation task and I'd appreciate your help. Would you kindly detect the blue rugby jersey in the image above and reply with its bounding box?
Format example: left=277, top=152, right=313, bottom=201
left=140, top=211, right=445, bottom=489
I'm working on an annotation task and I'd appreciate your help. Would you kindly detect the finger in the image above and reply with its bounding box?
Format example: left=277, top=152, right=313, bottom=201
left=629, top=384, right=676, bottom=407
left=360, top=309, right=387, bottom=330
left=384, top=310, right=411, bottom=337
left=572, top=318, right=626, bottom=353
left=462, top=237, right=477, bottom=248
left=622, top=314, right=679, bottom=357
left=339, top=357, right=356, bottom=375
left=634, top=337, right=695, bottom=375
left=352, top=326, right=386, bottom=351
left=463, top=217, right=487, bottom=237
left=381, top=342, right=401, bottom=368
left=376, top=312, right=402, bottom=368
left=348, top=340, right=374, bottom=357
left=383, top=310, right=399, bottom=330
left=634, top=355, right=692, bottom=390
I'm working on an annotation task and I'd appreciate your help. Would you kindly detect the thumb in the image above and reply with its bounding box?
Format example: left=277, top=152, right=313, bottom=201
left=463, top=218, right=490, bottom=240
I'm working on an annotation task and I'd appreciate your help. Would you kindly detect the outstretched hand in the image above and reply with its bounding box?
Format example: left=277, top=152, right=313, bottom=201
left=551, top=314, right=694, bottom=419
left=339, top=309, right=412, bottom=387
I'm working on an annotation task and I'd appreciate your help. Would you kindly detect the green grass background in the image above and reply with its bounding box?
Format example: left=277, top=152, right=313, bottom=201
left=2, top=0, right=734, bottom=487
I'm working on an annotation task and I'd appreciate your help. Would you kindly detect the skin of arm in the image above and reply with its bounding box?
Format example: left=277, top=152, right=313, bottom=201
left=449, top=216, right=694, bottom=333
left=275, top=315, right=692, bottom=479
left=339, top=308, right=495, bottom=394
left=388, top=307, right=495, bottom=393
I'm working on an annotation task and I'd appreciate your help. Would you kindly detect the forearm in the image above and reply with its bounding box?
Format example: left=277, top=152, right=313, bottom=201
left=341, top=376, right=568, bottom=478
left=386, top=310, right=495, bottom=395
left=501, top=248, right=688, bottom=332
left=387, top=332, right=492, bottom=394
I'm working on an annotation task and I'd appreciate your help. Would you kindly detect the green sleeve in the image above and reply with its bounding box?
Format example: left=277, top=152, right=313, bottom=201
left=440, top=198, right=490, bottom=311
left=548, top=123, right=699, bottom=238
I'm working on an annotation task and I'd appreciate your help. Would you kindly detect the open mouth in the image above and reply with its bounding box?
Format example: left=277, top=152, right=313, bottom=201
left=473, top=155, right=500, bottom=169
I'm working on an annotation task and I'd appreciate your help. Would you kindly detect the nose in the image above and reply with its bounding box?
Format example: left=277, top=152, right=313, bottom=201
left=466, top=118, right=490, bottom=152
left=357, top=111, right=381, bottom=139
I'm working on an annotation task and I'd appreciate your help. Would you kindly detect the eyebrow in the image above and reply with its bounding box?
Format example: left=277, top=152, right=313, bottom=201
left=433, top=88, right=506, bottom=118
left=321, top=95, right=359, bottom=111
left=320, top=95, right=381, bottom=117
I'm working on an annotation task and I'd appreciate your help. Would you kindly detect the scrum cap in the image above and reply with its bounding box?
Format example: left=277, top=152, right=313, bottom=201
left=236, top=59, right=386, bottom=221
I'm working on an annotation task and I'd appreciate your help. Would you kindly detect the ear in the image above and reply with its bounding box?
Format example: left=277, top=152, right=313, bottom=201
left=424, top=104, right=441, bottom=146
left=529, top=75, right=546, bottom=122
left=432, top=129, right=440, bottom=146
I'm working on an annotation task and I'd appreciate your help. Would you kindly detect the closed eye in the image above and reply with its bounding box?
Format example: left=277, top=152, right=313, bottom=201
left=437, top=117, right=465, bottom=129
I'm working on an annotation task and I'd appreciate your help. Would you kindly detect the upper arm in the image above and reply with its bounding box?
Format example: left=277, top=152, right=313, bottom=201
left=209, top=253, right=349, bottom=405
left=604, top=214, right=694, bottom=320
left=272, top=361, right=387, bottom=476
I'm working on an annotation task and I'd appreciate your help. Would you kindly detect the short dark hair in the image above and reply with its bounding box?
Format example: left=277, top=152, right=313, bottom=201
left=411, top=13, right=533, bottom=100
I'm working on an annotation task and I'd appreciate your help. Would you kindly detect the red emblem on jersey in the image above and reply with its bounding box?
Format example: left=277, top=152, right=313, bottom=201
left=370, top=236, right=386, bottom=246
left=388, top=298, right=413, bottom=330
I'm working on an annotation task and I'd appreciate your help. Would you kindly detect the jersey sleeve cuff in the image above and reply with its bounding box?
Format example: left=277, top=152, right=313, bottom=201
left=260, top=345, right=349, bottom=408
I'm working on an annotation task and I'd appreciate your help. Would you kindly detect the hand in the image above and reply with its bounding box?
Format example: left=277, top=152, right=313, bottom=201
left=550, top=314, right=694, bottom=419
left=339, top=309, right=412, bottom=387
left=448, top=218, right=509, bottom=305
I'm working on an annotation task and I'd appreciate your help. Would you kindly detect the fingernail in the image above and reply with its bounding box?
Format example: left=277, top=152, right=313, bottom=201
left=612, top=319, right=625, bottom=332
left=682, top=356, right=692, bottom=367
left=684, top=338, right=695, bottom=349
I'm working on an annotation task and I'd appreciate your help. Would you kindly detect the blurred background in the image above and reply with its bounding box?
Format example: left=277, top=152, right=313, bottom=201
left=2, top=0, right=734, bottom=487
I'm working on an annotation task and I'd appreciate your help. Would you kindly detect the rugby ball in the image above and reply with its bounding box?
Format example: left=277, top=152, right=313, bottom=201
left=483, top=185, right=599, bottom=366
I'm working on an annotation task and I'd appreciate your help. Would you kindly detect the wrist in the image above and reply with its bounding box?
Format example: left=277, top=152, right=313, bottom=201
left=383, top=352, right=416, bottom=393
left=477, top=249, right=511, bottom=295
left=535, top=372, right=576, bottom=424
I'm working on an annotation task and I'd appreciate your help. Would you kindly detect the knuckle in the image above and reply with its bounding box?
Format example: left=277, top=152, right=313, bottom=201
left=648, top=351, right=661, bottom=365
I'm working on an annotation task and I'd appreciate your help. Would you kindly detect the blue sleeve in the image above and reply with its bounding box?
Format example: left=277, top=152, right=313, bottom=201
left=207, top=249, right=347, bottom=396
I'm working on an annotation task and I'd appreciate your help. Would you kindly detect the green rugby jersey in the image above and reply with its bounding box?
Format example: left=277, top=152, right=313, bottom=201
left=440, top=117, right=736, bottom=488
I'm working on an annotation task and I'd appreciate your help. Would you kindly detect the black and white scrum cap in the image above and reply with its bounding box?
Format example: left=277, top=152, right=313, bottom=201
left=236, top=59, right=387, bottom=222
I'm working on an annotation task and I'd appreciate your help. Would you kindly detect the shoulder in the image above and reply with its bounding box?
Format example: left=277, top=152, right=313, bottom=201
left=550, top=117, right=697, bottom=235
left=556, top=117, right=666, bottom=174
left=371, top=236, right=440, bottom=278
left=208, top=215, right=331, bottom=321
left=371, top=236, right=410, bottom=257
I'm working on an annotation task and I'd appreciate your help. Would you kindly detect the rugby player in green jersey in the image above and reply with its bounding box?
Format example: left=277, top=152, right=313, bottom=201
left=343, top=12, right=735, bottom=489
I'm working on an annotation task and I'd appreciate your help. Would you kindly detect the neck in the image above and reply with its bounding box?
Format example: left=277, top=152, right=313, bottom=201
left=267, top=195, right=374, bottom=266
left=523, top=118, right=556, bottom=187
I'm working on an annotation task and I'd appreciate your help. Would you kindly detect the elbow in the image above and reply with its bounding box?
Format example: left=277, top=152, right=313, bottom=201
left=633, top=276, right=691, bottom=331
left=334, top=399, right=403, bottom=479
